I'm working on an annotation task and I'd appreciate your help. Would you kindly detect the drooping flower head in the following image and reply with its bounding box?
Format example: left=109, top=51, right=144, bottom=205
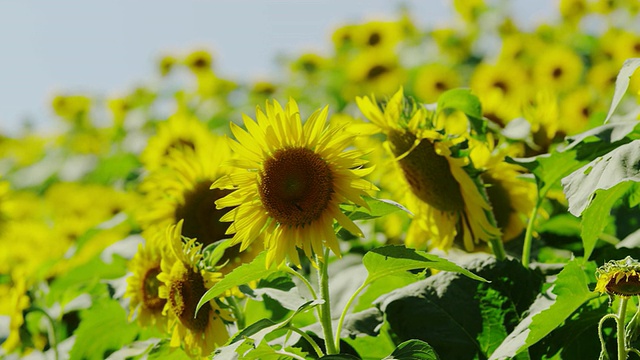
left=125, top=233, right=172, bottom=330
left=158, top=221, right=230, bottom=358
left=357, top=88, right=500, bottom=251
left=596, top=256, right=640, bottom=297
left=213, top=99, right=377, bottom=267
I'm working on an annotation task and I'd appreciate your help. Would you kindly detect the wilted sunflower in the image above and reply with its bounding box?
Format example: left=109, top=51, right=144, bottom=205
left=357, top=88, right=500, bottom=251
left=212, top=99, right=376, bottom=267
left=158, top=221, right=230, bottom=358
left=596, top=256, right=640, bottom=297
left=125, top=234, right=172, bottom=329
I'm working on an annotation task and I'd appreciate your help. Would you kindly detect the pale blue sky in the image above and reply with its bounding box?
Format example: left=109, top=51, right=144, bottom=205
left=0, top=0, right=555, bottom=135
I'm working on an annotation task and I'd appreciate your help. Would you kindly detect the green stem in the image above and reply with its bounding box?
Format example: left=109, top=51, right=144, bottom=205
left=522, top=199, right=542, bottom=268
left=31, top=307, right=58, bottom=360
left=227, top=296, right=245, bottom=330
left=600, top=313, right=618, bottom=360
left=285, top=325, right=324, bottom=358
left=473, top=174, right=506, bottom=261
left=618, top=297, right=630, bottom=360
left=317, top=250, right=338, bottom=355
left=334, top=281, right=369, bottom=351
left=283, top=266, right=318, bottom=300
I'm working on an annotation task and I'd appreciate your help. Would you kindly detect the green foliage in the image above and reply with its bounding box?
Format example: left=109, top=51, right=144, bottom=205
left=383, top=340, right=440, bottom=360
left=83, top=153, right=141, bottom=184
left=69, top=298, right=140, bottom=360
left=377, top=257, right=542, bottom=360
left=437, top=88, right=487, bottom=136
left=344, top=196, right=413, bottom=221
left=604, top=58, right=640, bottom=124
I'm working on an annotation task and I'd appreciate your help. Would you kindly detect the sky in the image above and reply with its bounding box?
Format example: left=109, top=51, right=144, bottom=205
left=0, top=0, right=555, bottom=136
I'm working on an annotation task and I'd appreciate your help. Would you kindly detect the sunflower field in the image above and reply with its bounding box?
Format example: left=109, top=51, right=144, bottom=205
left=3, top=1, right=640, bottom=359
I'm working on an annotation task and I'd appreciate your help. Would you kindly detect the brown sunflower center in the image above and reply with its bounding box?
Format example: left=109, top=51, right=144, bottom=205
left=367, top=65, right=390, bottom=81
left=164, top=138, right=196, bottom=155
left=552, top=66, right=564, bottom=79
left=260, top=147, right=334, bottom=227
left=175, top=181, right=233, bottom=247
left=606, top=274, right=640, bottom=296
left=142, top=266, right=166, bottom=311
left=481, top=173, right=514, bottom=232
left=169, top=268, right=212, bottom=332
left=434, top=81, right=448, bottom=91
left=368, top=32, right=381, bottom=46
left=388, top=130, right=464, bottom=212
left=493, top=80, right=509, bottom=94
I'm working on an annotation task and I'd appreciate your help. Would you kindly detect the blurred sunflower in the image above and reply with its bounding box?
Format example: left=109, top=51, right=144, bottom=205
left=0, top=270, right=30, bottom=354
left=357, top=88, right=500, bottom=251
left=158, top=54, right=178, bottom=77
left=352, top=21, right=403, bottom=49
left=125, top=234, right=172, bottom=329
left=532, top=45, right=583, bottom=93
left=560, top=88, right=598, bottom=135
left=471, top=61, right=528, bottom=126
left=345, top=49, right=405, bottom=100
left=184, top=49, right=213, bottom=75
left=141, top=113, right=214, bottom=171
left=412, top=63, right=462, bottom=104
left=212, top=99, right=376, bottom=267
left=158, top=222, right=230, bottom=357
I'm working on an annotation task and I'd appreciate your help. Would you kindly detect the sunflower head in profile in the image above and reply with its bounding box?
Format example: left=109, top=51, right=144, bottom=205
left=212, top=99, right=377, bottom=268
left=596, top=256, right=640, bottom=297
left=158, top=221, right=230, bottom=358
left=356, top=88, right=500, bottom=252
left=125, top=233, right=172, bottom=330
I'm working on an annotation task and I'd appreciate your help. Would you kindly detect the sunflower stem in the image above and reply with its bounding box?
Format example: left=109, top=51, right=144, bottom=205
left=522, top=199, right=542, bottom=268
left=600, top=313, right=618, bottom=359
left=284, top=325, right=325, bottom=358
left=283, top=266, right=318, bottom=300
left=317, top=250, right=338, bottom=355
left=30, top=306, right=58, bottom=360
left=227, top=296, right=245, bottom=330
left=473, top=174, right=506, bottom=261
left=618, top=297, right=630, bottom=360
left=334, top=280, right=369, bottom=351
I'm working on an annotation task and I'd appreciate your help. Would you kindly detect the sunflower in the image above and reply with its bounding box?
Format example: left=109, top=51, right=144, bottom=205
left=158, top=222, right=230, bottom=358
left=0, top=270, right=30, bottom=354
left=356, top=88, right=500, bottom=251
left=184, top=49, right=213, bottom=75
left=212, top=99, right=376, bottom=267
left=139, top=134, right=233, bottom=247
left=532, top=45, right=583, bottom=93
left=125, top=233, right=172, bottom=329
left=344, top=49, right=405, bottom=100
left=596, top=256, right=640, bottom=297
left=412, top=63, right=462, bottom=104
left=141, top=113, right=215, bottom=171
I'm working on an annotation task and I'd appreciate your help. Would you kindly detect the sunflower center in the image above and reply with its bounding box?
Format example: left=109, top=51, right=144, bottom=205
left=367, top=65, right=390, bottom=81
left=175, top=182, right=233, bottom=247
left=142, top=266, right=166, bottom=311
left=368, top=32, right=381, bottom=46
left=434, top=81, right=448, bottom=91
left=493, top=80, right=509, bottom=94
left=169, top=267, right=212, bottom=332
left=606, top=274, right=640, bottom=296
left=260, top=147, right=334, bottom=227
left=552, top=67, right=564, bottom=79
left=164, top=138, right=196, bottom=155
left=388, top=130, right=464, bottom=212
left=481, top=173, right=514, bottom=231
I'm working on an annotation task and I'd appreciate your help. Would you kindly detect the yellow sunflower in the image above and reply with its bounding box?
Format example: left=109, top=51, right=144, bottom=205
left=532, top=45, right=584, bottom=93
left=344, top=49, right=405, bottom=100
left=356, top=88, right=500, bottom=251
left=141, top=112, right=215, bottom=171
left=412, top=63, right=462, bottom=104
left=125, top=233, right=172, bottom=329
left=158, top=222, right=230, bottom=358
left=596, top=256, right=640, bottom=297
left=0, top=270, right=30, bottom=354
left=212, top=99, right=376, bottom=267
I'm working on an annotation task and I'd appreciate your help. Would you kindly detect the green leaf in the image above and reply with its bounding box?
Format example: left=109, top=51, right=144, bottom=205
left=197, top=251, right=280, bottom=314
left=343, top=196, right=412, bottom=221
left=383, top=340, right=440, bottom=360
left=377, top=257, right=543, bottom=360
left=69, top=298, right=140, bottom=360
left=604, top=58, right=640, bottom=124
left=490, top=259, right=596, bottom=359
left=582, top=182, right=634, bottom=260
left=562, top=139, right=640, bottom=217
left=147, top=339, right=192, bottom=359
left=563, top=121, right=640, bottom=152
left=437, top=88, right=487, bottom=136
left=538, top=213, right=581, bottom=237
left=320, top=355, right=361, bottom=359
left=507, top=150, right=583, bottom=199
left=363, top=245, right=487, bottom=285
left=242, top=341, right=308, bottom=360
left=83, top=153, right=141, bottom=184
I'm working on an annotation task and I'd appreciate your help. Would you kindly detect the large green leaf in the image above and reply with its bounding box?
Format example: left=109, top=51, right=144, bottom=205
left=197, top=251, right=280, bottom=313
left=580, top=182, right=634, bottom=260
left=604, top=58, right=640, bottom=124
left=562, top=139, right=640, bottom=217
left=489, top=259, right=597, bottom=359
left=377, top=257, right=542, bottom=360
left=383, top=340, right=440, bottom=360
left=363, top=245, right=487, bottom=285
left=507, top=150, right=583, bottom=199
left=69, top=298, right=140, bottom=360
left=343, top=196, right=412, bottom=221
